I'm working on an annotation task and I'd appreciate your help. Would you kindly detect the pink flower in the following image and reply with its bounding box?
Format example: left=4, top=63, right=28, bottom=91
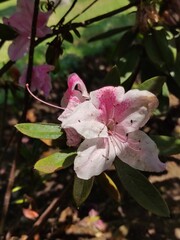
left=3, top=0, right=52, bottom=61
left=19, top=64, right=54, bottom=96
left=58, top=74, right=166, bottom=180
left=59, top=73, right=89, bottom=147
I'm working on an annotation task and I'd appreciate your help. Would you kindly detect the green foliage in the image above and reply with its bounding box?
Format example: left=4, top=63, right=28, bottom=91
left=104, top=65, right=121, bottom=86
left=34, top=152, right=76, bottom=173
left=138, top=76, right=166, bottom=95
left=97, top=173, right=121, bottom=202
left=151, top=135, right=180, bottom=156
left=114, top=159, right=170, bottom=217
left=174, top=53, right=180, bottom=88
left=144, top=28, right=177, bottom=72
left=73, top=175, right=94, bottom=206
left=15, top=123, right=62, bottom=139
left=88, top=26, right=132, bottom=42
left=118, top=46, right=141, bottom=88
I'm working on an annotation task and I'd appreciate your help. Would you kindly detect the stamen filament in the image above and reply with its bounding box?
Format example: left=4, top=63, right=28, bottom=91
left=26, top=84, right=65, bottom=110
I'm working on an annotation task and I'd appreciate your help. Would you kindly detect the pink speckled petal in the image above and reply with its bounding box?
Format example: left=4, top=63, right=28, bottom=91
left=90, top=86, right=125, bottom=124
left=59, top=101, right=108, bottom=139
left=116, top=130, right=166, bottom=172
left=115, top=89, right=159, bottom=133
left=74, top=137, right=115, bottom=179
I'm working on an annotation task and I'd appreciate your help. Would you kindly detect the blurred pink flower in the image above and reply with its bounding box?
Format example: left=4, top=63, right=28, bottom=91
left=19, top=64, right=54, bottom=96
left=88, top=209, right=106, bottom=231
left=3, top=0, right=52, bottom=61
left=58, top=74, right=166, bottom=180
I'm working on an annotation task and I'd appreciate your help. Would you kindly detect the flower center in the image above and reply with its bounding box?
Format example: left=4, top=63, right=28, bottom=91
left=107, top=119, right=116, bottom=135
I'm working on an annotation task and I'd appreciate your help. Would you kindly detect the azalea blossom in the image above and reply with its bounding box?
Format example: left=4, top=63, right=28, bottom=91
left=58, top=74, right=166, bottom=180
left=59, top=73, right=89, bottom=147
left=19, top=64, right=54, bottom=96
left=3, top=0, right=52, bottom=61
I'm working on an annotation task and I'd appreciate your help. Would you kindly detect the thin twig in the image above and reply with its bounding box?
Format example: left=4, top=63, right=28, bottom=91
left=21, top=0, right=40, bottom=122
left=0, top=0, right=40, bottom=234
left=58, top=0, right=78, bottom=25
left=0, top=2, right=136, bottom=78
left=68, top=0, right=99, bottom=23
left=0, top=60, right=14, bottom=78
left=27, top=180, right=73, bottom=240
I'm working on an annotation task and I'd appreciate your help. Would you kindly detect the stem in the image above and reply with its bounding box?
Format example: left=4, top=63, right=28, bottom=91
left=0, top=60, right=14, bottom=78
left=58, top=0, right=78, bottom=25
left=21, top=0, right=40, bottom=122
left=0, top=86, right=8, bottom=147
left=68, top=0, right=99, bottom=23
left=26, top=84, right=64, bottom=110
left=27, top=180, right=73, bottom=239
left=0, top=0, right=40, bottom=234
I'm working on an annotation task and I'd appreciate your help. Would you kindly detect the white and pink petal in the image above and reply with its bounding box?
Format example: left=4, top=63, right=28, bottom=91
left=116, top=130, right=166, bottom=172
left=74, top=138, right=115, bottom=179
left=59, top=101, right=108, bottom=139
left=115, top=89, right=159, bottom=133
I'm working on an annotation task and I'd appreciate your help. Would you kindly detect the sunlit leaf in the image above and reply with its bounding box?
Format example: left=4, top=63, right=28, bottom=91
left=73, top=175, right=94, bottom=207
left=157, top=83, right=169, bottom=114
left=34, top=152, right=76, bottom=173
left=114, top=159, right=170, bottom=217
left=117, top=46, right=141, bottom=91
left=138, top=76, right=166, bottom=95
left=15, top=123, right=62, bottom=139
left=97, top=172, right=121, bottom=202
left=151, top=135, right=180, bottom=156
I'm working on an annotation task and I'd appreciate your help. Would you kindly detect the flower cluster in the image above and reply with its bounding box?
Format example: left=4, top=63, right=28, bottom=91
left=58, top=74, right=166, bottom=180
left=3, top=0, right=52, bottom=61
left=3, top=0, right=53, bottom=96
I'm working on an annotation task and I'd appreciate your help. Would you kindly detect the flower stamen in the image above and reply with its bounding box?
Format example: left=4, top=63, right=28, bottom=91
left=26, top=83, right=65, bottom=110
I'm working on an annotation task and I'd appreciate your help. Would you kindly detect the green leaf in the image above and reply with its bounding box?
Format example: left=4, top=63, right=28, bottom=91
left=104, top=65, right=120, bottom=86
left=118, top=46, right=141, bottom=90
left=72, top=28, right=81, bottom=38
left=63, top=31, right=74, bottom=43
left=15, top=123, right=62, bottom=139
left=116, top=30, right=137, bottom=58
left=73, top=175, right=94, bottom=207
left=174, top=53, right=180, bottom=88
left=97, top=172, right=121, bottom=202
left=0, top=23, right=18, bottom=40
left=151, top=135, right=180, bottom=156
left=88, top=26, right=131, bottom=42
left=144, top=29, right=177, bottom=72
left=46, top=37, right=63, bottom=65
left=34, top=152, right=76, bottom=173
left=138, top=76, right=166, bottom=95
left=114, top=159, right=170, bottom=217
left=157, top=83, right=169, bottom=114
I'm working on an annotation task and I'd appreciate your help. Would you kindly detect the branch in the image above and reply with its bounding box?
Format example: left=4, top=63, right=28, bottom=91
left=0, top=0, right=40, bottom=234
left=21, top=0, right=40, bottom=122
left=27, top=180, right=73, bottom=239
